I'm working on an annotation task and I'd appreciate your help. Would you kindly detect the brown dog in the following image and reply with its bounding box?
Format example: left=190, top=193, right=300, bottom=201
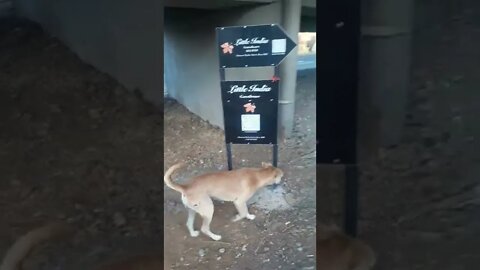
left=0, top=223, right=170, bottom=270
left=164, top=162, right=284, bottom=241
left=317, top=224, right=376, bottom=270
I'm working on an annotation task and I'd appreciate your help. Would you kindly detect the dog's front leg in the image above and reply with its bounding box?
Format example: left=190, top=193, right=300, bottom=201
left=232, top=201, right=256, bottom=222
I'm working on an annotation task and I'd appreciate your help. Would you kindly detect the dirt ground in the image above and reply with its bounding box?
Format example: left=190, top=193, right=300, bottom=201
left=0, top=18, right=167, bottom=269
left=0, top=18, right=316, bottom=270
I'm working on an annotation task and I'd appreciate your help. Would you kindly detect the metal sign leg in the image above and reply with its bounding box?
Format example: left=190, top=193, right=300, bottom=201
left=272, top=144, right=278, bottom=167
left=226, top=143, right=233, bottom=170
left=344, top=164, right=358, bottom=237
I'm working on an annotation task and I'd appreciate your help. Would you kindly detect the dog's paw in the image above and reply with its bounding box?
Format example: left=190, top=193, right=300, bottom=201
left=190, top=230, right=200, bottom=237
left=232, top=215, right=242, bottom=222
left=246, top=214, right=256, bottom=220
left=211, top=234, right=222, bottom=241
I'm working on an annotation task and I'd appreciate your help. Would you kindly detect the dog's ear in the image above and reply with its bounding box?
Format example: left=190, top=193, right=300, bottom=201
left=261, top=162, right=272, bottom=168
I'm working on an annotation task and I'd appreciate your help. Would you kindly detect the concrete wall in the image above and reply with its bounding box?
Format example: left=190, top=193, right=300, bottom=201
left=13, top=0, right=163, bottom=107
left=164, top=3, right=282, bottom=128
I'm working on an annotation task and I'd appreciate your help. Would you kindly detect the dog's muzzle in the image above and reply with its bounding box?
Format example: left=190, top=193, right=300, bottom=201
left=269, top=178, right=282, bottom=189
left=275, top=176, right=282, bottom=184
left=268, top=183, right=280, bottom=190
left=268, top=175, right=282, bottom=190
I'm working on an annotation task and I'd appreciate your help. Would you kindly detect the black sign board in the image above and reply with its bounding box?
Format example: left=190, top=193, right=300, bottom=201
left=216, top=24, right=296, bottom=68
left=221, top=80, right=279, bottom=144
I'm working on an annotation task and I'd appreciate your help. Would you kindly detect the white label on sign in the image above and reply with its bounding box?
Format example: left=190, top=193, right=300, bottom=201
left=241, top=114, right=261, bottom=132
left=271, top=39, right=286, bottom=55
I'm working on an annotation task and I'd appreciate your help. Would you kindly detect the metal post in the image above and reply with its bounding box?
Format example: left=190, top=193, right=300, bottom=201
left=272, top=144, right=278, bottom=167
left=226, top=143, right=233, bottom=170
left=219, top=67, right=233, bottom=170
left=344, top=164, right=358, bottom=237
left=273, top=65, right=280, bottom=168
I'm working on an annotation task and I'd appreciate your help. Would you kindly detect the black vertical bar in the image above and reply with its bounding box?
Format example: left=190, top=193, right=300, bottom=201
left=273, top=65, right=280, bottom=167
left=344, top=164, right=358, bottom=237
left=220, top=66, right=230, bottom=170
left=272, top=144, right=278, bottom=167
left=226, top=143, right=233, bottom=170
left=219, top=68, right=225, bottom=81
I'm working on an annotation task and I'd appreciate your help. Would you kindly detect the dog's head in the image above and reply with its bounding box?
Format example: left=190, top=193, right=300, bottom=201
left=261, top=162, right=284, bottom=185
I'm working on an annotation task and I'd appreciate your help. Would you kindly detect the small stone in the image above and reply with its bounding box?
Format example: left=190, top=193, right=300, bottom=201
left=66, top=217, right=76, bottom=223
left=441, top=132, right=451, bottom=142
left=219, top=248, right=225, bottom=253
left=10, top=179, right=21, bottom=186
left=216, top=256, right=221, bottom=261
left=264, top=247, right=270, bottom=252
left=49, top=104, right=61, bottom=113
left=198, top=249, right=206, bottom=257
left=113, top=212, right=126, bottom=227
left=88, top=109, right=101, bottom=119
left=285, top=193, right=298, bottom=205
left=452, top=75, right=464, bottom=82
left=423, top=137, right=436, bottom=148
left=241, top=244, right=247, bottom=251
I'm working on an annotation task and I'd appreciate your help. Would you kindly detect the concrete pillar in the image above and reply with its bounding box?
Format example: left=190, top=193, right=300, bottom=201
left=0, top=0, right=13, bottom=17
left=357, top=0, right=414, bottom=161
left=279, top=0, right=301, bottom=138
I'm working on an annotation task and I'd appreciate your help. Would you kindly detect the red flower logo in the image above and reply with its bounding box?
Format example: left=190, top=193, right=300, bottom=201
left=243, top=103, right=256, bottom=113
left=221, top=42, right=234, bottom=54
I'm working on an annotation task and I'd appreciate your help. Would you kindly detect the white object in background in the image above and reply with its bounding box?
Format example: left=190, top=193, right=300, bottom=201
left=271, top=39, right=287, bottom=55
left=241, top=114, right=261, bottom=132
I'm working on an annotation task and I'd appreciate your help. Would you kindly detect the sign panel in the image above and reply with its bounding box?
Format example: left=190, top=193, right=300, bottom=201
left=216, top=24, right=296, bottom=68
left=221, top=80, right=279, bottom=144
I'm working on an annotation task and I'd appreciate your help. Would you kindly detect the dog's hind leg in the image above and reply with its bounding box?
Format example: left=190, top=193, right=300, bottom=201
left=232, top=200, right=255, bottom=222
left=186, top=208, right=199, bottom=237
left=198, top=198, right=222, bottom=241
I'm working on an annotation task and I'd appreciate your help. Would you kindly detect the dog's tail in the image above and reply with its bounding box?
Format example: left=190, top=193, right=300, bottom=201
left=164, top=162, right=186, bottom=193
left=0, top=222, right=74, bottom=270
